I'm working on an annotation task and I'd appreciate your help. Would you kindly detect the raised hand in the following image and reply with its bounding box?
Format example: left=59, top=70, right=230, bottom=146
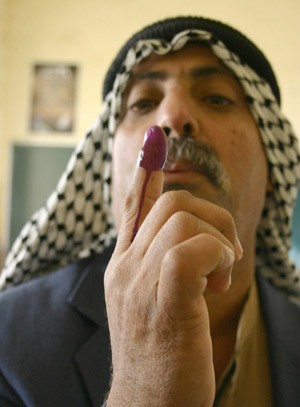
left=105, top=126, right=241, bottom=406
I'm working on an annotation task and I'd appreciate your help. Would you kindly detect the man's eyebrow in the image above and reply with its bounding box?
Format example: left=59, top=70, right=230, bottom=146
left=130, top=65, right=235, bottom=84
left=190, top=65, right=234, bottom=78
left=131, top=70, right=169, bottom=82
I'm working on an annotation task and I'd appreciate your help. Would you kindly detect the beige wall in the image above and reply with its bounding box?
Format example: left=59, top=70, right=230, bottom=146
left=0, top=0, right=8, bottom=254
left=1, top=0, right=300, bottom=251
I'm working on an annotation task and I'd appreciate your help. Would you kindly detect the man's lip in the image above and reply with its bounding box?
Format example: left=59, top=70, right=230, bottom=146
left=163, top=161, right=208, bottom=184
left=163, top=160, right=217, bottom=188
left=164, top=160, right=201, bottom=174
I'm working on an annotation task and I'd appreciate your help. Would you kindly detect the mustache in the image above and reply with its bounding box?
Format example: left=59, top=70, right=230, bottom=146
left=165, top=136, right=226, bottom=188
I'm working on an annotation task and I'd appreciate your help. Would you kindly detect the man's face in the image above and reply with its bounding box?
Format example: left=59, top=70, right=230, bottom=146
left=111, top=44, right=269, bottom=247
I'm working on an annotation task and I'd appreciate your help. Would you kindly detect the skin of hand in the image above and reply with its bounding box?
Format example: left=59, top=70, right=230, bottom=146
left=105, top=163, right=242, bottom=407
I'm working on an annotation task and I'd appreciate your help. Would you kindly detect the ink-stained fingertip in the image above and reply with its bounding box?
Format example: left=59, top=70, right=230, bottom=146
left=138, top=126, right=168, bottom=171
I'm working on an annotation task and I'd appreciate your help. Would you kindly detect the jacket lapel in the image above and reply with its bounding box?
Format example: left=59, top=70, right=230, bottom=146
left=74, top=328, right=111, bottom=406
left=67, top=246, right=114, bottom=406
left=257, top=272, right=300, bottom=407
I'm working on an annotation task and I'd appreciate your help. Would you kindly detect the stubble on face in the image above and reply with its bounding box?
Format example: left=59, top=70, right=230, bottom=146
left=163, top=136, right=233, bottom=212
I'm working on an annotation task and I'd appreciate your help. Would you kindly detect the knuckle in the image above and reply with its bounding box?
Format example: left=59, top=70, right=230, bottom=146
left=171, top=210, right=191, bottom=225
left=167, top=210, right=199, bottom=238
left=158, top=189, right=193, bottom=210
left=201, top=232, right=223, bottom=252
left=123, top=192, right=136, bottom=214
left=162, top=245, right=188, bottom=270
left=121, top=192, right=139, bottom=225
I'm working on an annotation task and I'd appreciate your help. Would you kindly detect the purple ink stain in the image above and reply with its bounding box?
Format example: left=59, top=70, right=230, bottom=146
left=138, top=125, right=168, bottom=171
left=131, top=126, right=167, bottom=242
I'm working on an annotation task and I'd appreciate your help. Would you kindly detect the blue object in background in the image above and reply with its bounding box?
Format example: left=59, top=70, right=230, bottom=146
left=9, top=144, right=74, bottom=247
left=291, top=188, right=300, bottom=270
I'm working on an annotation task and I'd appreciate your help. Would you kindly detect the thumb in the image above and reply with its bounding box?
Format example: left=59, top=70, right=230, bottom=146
left=116, top=126, right=168, bottom=252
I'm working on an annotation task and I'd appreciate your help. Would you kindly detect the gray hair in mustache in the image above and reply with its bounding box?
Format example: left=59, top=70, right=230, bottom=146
left=166, top=136, right=227, bottom=188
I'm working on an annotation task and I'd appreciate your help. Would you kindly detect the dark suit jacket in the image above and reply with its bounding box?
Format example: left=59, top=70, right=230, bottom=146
left=0, top=244, right=300, bottom=406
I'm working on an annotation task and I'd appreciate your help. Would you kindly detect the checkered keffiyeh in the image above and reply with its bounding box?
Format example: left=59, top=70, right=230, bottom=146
left=1, top=29, right=300, bottom=302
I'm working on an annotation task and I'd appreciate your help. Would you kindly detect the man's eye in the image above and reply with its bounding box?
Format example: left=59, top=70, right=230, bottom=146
left=129, top=99, right=158, bottom=113
left=203, top=95, right=234, bottom=106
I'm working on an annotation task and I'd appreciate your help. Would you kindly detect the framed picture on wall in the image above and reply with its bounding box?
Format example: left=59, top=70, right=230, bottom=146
left=30, top=64, right=78, bottom=133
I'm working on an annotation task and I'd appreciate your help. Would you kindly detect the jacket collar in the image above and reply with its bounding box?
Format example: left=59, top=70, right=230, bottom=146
left=67, top=244, right=115, bottom=406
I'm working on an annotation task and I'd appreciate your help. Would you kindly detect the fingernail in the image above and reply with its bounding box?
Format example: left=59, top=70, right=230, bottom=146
left=223, top=245, right=234, bottom=289
left=235, top=238, right=243, bottom=261
left=138, top=126, right=168, bottom=171
left=224, top=245, right=235, bottom=269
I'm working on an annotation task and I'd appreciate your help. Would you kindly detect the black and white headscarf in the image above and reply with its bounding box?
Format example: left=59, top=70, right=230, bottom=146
left=1, top=30, right=300, bottom=302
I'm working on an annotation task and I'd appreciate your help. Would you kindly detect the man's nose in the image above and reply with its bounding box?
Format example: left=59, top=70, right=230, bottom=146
left=158, top=88, right=199, bottom=139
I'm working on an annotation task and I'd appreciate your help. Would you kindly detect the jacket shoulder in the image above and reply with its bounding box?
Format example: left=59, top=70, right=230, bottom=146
left=257, top=271, right=300, bottom=407
left=0, top=253, right=107, bottom=406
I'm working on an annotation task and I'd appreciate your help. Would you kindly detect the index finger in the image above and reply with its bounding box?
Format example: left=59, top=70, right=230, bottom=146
left=116, top=126, right=168, bottom=252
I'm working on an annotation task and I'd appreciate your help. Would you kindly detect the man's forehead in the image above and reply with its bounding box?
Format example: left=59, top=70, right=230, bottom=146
left=133, top=43, right=221, bottom=73
left=126, top=43, right=239, bottom=89
left=124, top=43, right=242, bottom=97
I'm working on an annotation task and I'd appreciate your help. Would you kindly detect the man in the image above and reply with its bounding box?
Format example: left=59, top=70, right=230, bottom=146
left=0, top=16, right=300, bottom=407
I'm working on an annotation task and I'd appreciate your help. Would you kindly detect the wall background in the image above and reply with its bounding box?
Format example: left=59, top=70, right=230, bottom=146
left=1, top=0, right=300, bottom=254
